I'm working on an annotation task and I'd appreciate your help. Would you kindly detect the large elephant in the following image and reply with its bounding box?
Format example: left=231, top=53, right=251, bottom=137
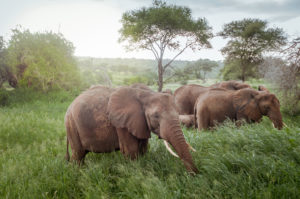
left=194, top=88, right=283, bottom=130
left=65, top=85, right=198, bottom=173
left=174, top=80, right=251, bottom=115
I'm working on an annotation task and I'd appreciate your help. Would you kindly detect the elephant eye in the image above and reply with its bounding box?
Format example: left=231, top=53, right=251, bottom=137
left=153, top=112, right=159, bottom=119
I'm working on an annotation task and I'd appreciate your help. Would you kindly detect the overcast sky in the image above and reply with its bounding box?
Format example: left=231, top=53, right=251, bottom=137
left=0, top=0, right=299, bottom=61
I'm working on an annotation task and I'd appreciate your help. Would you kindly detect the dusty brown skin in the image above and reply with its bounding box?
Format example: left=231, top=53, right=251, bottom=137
left=174, top=81, right=251, bottom=115
left=179, top=115, right=195, bottom=128
left=130, top=83, right=153, bottom=91
left=162, top=89, right=173, bottom=95
left=210, top=80, right=251, bottom=90
left=258, top=85, right=270, bottom=93
left=65, top=85, right=198, bottom=173
left=194, top=88, right=283, bottom=130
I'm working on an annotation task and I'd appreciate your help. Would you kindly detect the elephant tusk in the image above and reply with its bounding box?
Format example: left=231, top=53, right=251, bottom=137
left=187, top=143, right=197, bottom=152
left=163, top=140, right=179, bottom=158
left=283, top=122, right=288, bottom=127
left=272, top=123, right=275, bottom=128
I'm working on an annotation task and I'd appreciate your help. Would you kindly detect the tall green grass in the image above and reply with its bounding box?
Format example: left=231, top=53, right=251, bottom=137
left=0, top=89, right=299, bottom=198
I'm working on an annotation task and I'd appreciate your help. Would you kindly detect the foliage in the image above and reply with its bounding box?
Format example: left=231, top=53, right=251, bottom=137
left=259, top=38, right=300, bottom=114
left=219, top=18, right=286, bottom=81
left=76, top=57, right=191, bottom=87
left=183, top=59, right=218, bottom=82
left=0, top=87, right=299, bottom=198
left=170, top=59, right=220, bottom=84
left=4, top=27, right=81, bottom=91
left=0, top=36, right=15, bottom=88
left=119, top=0, right=212, bottom=91
left=123, top=75, right=149, bottom=85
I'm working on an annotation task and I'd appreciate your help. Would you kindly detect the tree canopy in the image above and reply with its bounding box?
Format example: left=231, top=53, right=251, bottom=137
left=219, top=18, right=286, bottom=81
left=119, top=0, right=212, bottom=91
left=3, top=27, right=80, bottom=91
left=183, top=59, right=218, bottom=82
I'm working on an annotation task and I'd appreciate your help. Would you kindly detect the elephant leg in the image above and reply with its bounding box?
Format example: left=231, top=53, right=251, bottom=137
left=71, top=148, right=87, bottom=165
left=66, top=117, right=87, bottom=165
left=198, top=107, right=210, bottom=130
left=138, top=139, right=149, bottom=155
left=116, top=128, right=139, bottom=160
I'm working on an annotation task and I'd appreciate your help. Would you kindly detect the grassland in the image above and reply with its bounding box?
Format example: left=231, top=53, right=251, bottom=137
left=0, top=87, right=300, bottom=199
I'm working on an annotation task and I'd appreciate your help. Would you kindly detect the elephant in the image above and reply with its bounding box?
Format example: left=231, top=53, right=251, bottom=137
left=174, top=81, right=251, bottom=115
left=130, top=83, right=153, bottom=91
left=179, top=115, right=195, bottom=128
left=65, top=85, right=199, bottom=173
left=194, top=88, right=283, bottom=130
left=210, top=80, right=251, bottom=90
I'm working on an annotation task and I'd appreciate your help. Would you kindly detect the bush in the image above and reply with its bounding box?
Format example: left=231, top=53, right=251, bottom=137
left=123, top=76, right=150, bottom=86
left=4, top=27, right=81, bottom=91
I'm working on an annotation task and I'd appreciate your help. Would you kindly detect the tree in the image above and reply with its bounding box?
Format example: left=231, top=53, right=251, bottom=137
left=183, top=59, right=218, bottom=82
left=119, top=0, right=212, bottom=91
left=219, top=18, right=286, bottom=81
left=5, top=27, right=80, bottom=91
left=0, top=36, right=18, bottom=88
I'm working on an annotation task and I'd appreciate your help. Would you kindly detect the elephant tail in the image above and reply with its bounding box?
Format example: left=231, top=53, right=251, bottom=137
left=65, top=136, right=70, bottom=162
left=194, top=106, right=197, bottom=129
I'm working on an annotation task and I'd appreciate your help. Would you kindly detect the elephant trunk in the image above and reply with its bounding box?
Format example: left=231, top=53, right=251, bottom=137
left=161, top=119, right=199, bottom=174
left=268, top=109, right=283, bottom=130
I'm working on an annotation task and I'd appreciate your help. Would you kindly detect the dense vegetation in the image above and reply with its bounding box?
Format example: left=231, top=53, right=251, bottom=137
left=76, top=57, right=222, bottom=87
left=0, top=27, right=80, bottom=91
left=0, top=85, right=299, bottom=198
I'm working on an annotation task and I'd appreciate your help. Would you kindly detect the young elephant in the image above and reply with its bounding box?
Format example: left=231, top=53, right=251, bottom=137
left=65, top=85, right=198, bottom=173
left=174, top=81, right=251, bottom=115
left=194, top=88, right=283, bottom=130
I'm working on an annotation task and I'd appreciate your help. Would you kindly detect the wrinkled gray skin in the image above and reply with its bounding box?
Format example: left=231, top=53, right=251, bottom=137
left=65, top=85, right=198, bottom=174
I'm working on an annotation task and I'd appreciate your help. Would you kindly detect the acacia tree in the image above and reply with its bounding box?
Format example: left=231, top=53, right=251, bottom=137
left=219, top=18, right=286, bottom=81
left=119, top=0, right=212, bottom=91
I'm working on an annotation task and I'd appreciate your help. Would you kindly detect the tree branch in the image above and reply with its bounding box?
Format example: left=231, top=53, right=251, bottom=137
left=163, top=42, right=193, bottom=70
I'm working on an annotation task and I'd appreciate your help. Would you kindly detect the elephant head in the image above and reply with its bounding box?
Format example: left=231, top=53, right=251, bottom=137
left=107, top=87, right=198, bottom=173
left=233, top=89, right=283, bottom=130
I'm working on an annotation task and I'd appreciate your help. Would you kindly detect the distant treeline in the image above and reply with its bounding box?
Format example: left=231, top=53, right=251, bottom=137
left=76, top=57, right=223, bottom=86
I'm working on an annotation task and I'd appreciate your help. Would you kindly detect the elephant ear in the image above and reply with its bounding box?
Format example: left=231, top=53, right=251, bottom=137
left=233, top=89, right=262, bottom=121
left=107, top=87, right=151, bottom=139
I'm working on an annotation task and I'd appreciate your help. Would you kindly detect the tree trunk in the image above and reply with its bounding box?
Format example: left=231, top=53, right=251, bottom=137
left=158, top=59, right=163, bottom=92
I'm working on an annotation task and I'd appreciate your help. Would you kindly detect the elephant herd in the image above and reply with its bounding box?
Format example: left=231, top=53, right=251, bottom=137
left=175, top=81, right=283, bottom=130
left=65, top=81, right=283, bottom=174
